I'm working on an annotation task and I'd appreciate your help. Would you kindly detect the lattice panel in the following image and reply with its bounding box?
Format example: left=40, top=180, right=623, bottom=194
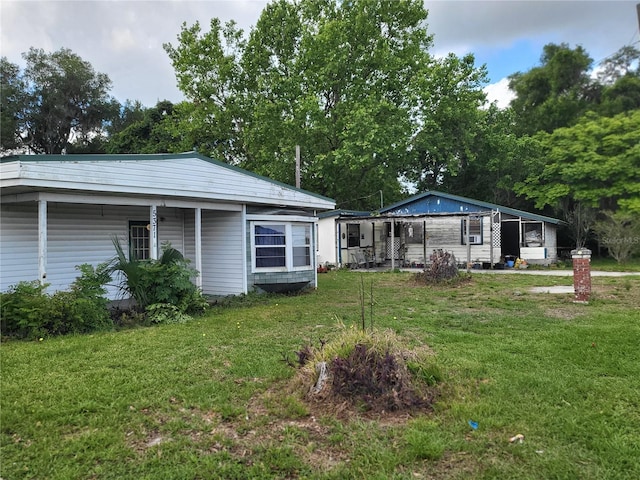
left=492, top=224, right=501, bottom=249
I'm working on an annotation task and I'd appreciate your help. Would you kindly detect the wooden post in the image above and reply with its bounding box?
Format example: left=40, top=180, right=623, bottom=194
left=423, top=220, right=427, bottom=270
left=391, top=218, right=395, bottom=270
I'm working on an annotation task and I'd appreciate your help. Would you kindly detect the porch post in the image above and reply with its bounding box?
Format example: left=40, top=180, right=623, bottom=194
left=423, top=220, right=427, bottom=270
left=391, top=218, right=396, bottom=270
left=466, top=215, right=471, bottom=272
left=194, top=208, right=202, bottom=288
left=38, top=199, right=47, bottom=284
left=150, top=204, right=158, bottom=259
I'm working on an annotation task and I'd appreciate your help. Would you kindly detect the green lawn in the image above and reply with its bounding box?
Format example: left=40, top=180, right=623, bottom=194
left=2, top=270, right=639, bottom=479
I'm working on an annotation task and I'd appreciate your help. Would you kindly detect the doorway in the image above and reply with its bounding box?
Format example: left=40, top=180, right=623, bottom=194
left=501, top=221, right=520, bottom=259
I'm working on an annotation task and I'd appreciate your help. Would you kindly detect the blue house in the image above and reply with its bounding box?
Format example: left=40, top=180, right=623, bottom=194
left=318, top=191, right=564, bottom=268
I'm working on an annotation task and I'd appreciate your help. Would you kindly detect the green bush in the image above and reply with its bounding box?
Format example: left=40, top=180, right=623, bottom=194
left=108, top=238, right=208, bottom=315
left=0, top=281, right=51, bottom=339
left=0, top=264, right=112, bottom=339
left=146, top=303, right=193, bottom=324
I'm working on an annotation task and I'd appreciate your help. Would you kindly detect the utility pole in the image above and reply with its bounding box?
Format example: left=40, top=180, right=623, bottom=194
left=295, top=145, right=301, bottom=189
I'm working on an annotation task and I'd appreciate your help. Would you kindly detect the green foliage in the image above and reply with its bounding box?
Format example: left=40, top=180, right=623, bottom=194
left=515, top=110, right=640, bottom=214
left=0, top=57, right=27, bottom=152
left=0, top=281, right=51, bottom=339
left=4, top=47, right=117, bottom=154
left=0, top=264, right=112, bottom=339
left=108, top=238, right=207, bottom=315
left=145, top=303, right=193, bottom=324
left=405, top=53, right=488, bottom=192
left=164, top=0, right=487, bottom=209
left=593, top=211, right=640, bottom=263
left=105, top=100, right=186, bottom=154
left=509, top=42, right=596, bottom=135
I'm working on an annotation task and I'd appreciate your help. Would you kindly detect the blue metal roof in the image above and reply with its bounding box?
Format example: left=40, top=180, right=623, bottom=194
left=380, top=190, right=563, bottom=224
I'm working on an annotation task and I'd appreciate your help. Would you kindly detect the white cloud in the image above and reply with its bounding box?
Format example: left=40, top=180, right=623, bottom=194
left=483, top=77, right=515, bottom=109
left=110, top=28, right=137, bottom=52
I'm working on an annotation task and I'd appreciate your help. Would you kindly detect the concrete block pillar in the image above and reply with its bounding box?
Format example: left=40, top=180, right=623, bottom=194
left=571, top=248, right=592, bottom=303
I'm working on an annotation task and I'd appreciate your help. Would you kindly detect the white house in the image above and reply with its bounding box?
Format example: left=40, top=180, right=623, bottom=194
left=319, top=191, right=564, bottom=269
left=0, top=152, right=335, bottom=297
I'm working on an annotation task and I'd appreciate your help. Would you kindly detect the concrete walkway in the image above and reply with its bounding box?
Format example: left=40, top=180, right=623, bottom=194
left=392, top=267, right=640, bottom=277
left=462, top=269, right=640, bottom=277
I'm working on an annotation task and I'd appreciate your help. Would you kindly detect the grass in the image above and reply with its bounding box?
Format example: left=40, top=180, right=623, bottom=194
left=2, top=270, right=640, bottom=479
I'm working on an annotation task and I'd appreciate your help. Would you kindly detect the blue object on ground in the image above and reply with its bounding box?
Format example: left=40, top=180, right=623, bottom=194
left=468, top=420, right=478, bottom=430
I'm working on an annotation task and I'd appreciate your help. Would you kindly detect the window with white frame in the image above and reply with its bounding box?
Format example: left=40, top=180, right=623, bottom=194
left=252, top=222, right=313, bottom=271
left=461, top=217, right=483, bottom=245
left=129, top=221, right=151, bottom=260
left=292, top=225, right=311, bottom=267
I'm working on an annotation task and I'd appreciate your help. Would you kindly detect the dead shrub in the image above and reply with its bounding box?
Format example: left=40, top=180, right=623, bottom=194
left=292, top=325, right=438, bottom=414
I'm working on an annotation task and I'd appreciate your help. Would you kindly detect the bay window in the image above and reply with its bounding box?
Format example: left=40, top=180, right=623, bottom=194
left=252, top=222, right=313, bottom=271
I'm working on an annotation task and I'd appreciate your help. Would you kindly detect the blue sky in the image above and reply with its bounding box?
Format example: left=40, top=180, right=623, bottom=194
left=2, top=1, right=639, bottom=108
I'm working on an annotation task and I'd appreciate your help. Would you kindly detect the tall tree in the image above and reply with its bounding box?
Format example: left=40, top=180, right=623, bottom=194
left=515, top=110, right=640, bottom=215
left=0, top=58, right=27, bottom=152
left=508, top=43, right=596, bottom=135
left=106, top=100, right=187, bottom=154
left=403, top=53, right=488, bottom=193
left=596, top=45, right=640, bottom=85
left=4, top=48, right=116, bottom=154
left=165, top=0, right=487, bottom=209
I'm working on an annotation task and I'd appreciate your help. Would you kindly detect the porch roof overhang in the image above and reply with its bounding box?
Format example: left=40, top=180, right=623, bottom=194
left=1, top=189, right=242, bottom=212
left=334, top=211, right=493, bottom=224
left=0, top=153, right=336, bottom=211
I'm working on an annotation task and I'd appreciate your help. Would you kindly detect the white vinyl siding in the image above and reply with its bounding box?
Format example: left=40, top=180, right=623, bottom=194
left=1, top=202, right=190, bottom=298
left=0, top=202, right=39, bottom=290
left=201, top=210, right=244, bottom=296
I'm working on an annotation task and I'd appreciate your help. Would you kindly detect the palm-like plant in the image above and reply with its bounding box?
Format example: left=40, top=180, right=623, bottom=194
left=107, top=236, right=149, bottom=308
left=108, top=236, right=204, bottom=314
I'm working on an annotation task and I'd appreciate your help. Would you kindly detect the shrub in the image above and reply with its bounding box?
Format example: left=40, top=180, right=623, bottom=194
left=294, top=325, right=438, bottom=413
left=146, top=303, right=193, bottom=324
left=108, top=238, right=207, bottom=315
left=422, top=249, right=459, bottom=282
left=0, top=281, right=51, bottom=339
left=0, top=264, right=112, bottom=339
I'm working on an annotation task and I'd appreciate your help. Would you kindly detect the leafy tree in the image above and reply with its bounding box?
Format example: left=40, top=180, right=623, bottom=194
left=508, top=43, right=597, bottom=135
left=593, top=210, right=640, bottom=263
left=515, top=110, right=640, bottom=216
left=165, top=0, right=487, bottom=210
left=596, top=45, right=640, bottom=85
left=4, top=48, right=117, bottom=154
left=106, top=100, right=187, bottom=154
left=0, top=58, right=27, bottom=152
left=597, top=75, right=640, bottom=117
left=404, top=53, right=488, bottom=193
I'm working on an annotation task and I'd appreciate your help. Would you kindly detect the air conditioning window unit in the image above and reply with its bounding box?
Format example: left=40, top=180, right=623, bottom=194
left=468, top=235, right=481, bottom=244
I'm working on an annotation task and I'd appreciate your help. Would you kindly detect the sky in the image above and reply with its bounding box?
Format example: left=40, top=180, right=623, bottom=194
left=1, top=0, right=639, bottom=109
